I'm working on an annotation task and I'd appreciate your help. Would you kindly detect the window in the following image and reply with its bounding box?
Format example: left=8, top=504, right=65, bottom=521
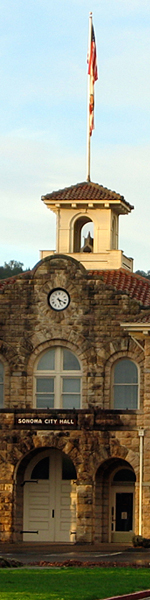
left=31, top=457, right=49, bottom=480
left=31, top=454, right=77, bottom=480
left=0, top=361, right=4, bottom=408
left=113, top=358, right=138, bottom=409
left=35, top=347, right=81, bottom=409
left=113, top=469, right=136, bottom=482
left=62, top=454, right=77, bottom=480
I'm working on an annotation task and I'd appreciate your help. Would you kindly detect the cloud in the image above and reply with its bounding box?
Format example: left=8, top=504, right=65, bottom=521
left=0, top=0, right=150, bottom=274
left=0, top=127, right=149, bottom=272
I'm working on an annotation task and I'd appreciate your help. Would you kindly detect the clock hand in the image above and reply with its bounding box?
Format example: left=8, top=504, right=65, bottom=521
left=58, top=298, right=66, bottom=304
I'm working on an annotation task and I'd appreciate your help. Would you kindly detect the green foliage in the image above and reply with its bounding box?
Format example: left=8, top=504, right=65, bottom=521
left=132, top=534, right=150, bottom=548
left=0, top=260, right=24, bottom=280
left=132, top=534, right=143, bottom=547
left=142, top=538, right=150, bottom=548
left=0, top=568, right=150, bottom=600
left=136, top=269, right=150, bottom=280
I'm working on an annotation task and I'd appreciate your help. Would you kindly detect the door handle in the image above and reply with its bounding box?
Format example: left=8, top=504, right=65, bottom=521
left=52, top=509, right=54, bottom=518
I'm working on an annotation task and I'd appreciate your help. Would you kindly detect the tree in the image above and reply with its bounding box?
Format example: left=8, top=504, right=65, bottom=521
left=0, top=260, right=24, bottom=280
left=135, top=270, right=150, bottom=280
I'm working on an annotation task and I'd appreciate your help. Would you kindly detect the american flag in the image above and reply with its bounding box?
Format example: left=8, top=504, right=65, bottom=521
left=87, top=24, right=98, bottom=136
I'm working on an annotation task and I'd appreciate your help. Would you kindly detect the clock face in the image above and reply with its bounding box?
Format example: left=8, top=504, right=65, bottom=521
left=48, top=288, right=70, bottom=311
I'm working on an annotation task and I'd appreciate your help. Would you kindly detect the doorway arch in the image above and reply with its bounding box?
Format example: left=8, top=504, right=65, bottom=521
left=95, top=458, right=136, bottom=543
left=110, top=465, right=136, bottom=542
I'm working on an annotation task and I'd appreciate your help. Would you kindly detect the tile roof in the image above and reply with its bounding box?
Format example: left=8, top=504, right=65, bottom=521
left=88, top=269, right=150, bottom=308
left=0, top=266, right=150, bottom=310
left=42, top=181, right=133, bottom=210
left=0, top=270, right=30, bottom=292
left=129, top=311, right=150, bottom=323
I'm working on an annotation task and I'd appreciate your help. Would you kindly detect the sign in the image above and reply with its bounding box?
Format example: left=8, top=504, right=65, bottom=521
left=121, top=512, right=127, bottom=520
left=15, top=415, right=77, bottom=429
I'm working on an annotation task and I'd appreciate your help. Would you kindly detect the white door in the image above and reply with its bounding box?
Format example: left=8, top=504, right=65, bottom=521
left=23, top=449, right=76, bottom=542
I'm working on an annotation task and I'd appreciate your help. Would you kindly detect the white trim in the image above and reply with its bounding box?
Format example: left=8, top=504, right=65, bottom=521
left=108, top=466, right=136, bottom=542
left=110, top=485, right=135, bottom=542
left=138, top=429, right=144, bottom=536
left=120, top=323, right=150, bottom=334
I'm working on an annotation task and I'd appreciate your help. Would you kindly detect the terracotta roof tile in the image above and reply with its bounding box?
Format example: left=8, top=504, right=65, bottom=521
left=0, top=270, right=30, bottom=292
left=88, top=269, right=150, bottom=308
left=1, top=266, right=150, bottom=310
left=132, top=312, right=150, bottom=323
left=42, top=181, right=133, bottom=209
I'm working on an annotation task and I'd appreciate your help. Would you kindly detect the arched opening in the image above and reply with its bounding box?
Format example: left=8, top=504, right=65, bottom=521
left=95, top=458, right=136, bottom=543
left=15, top=448, right=77, bottom=543
left=73, top=216, right=94, bottom=253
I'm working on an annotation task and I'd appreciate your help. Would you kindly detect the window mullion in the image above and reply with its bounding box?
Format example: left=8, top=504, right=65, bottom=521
left=55, top=374, right=60, bottom=408
left=35, top=348, right=81, bottom=409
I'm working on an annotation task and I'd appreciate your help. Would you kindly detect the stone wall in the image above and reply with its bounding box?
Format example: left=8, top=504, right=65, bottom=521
left=0, top=410, right=144, bottom=542
left=0, top=255, right=149, bottom=542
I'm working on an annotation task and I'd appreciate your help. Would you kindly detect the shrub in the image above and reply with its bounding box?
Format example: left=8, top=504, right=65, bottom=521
left=132, top=534, right=143, bottom=547
left=142, top=538, right=150, bottom=548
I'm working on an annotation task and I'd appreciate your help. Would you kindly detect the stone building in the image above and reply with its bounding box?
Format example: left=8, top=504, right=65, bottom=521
left=0, top=180, right=150, bottom=544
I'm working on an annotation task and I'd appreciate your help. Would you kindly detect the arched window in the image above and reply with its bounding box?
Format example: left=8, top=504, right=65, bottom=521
left=112, top=358, right=138, bottom=410
left=0, top=361, right=4, bottom=408
left=35, top=347, right=81, bottom=409
left=113, top=468, right=136, bottom=482
left=31, top=454, right=76, bottom=480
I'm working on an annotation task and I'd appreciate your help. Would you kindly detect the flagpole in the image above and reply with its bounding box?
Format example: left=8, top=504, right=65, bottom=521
left=87, top=12, right=92, bottom=182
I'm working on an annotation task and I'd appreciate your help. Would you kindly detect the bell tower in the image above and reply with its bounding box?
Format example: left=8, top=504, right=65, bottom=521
left=41, top=180, right=133, bottom=271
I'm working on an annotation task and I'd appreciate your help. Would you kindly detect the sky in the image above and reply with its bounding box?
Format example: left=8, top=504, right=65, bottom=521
left=1, top=0, right=150, bottom=273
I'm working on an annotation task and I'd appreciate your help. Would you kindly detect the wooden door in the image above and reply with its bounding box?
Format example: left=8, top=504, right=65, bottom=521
left=23, top=449, right=76, bottom=542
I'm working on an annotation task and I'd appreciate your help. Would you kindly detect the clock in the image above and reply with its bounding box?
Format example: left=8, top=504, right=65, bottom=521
left=48, top=288, right=70, bottom=311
